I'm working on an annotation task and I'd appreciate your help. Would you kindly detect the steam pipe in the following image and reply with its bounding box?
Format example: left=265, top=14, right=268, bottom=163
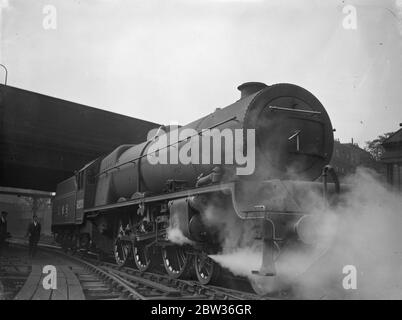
left=322, top=165, right=340, bottom=205
left=0, top=64, right=8, bottom=85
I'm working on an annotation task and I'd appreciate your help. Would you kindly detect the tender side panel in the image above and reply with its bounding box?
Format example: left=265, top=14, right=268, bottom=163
left=52, top=176, right=77, bottom=225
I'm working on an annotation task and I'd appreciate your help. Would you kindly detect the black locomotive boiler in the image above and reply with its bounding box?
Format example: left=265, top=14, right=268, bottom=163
left=52, top=82, right=339, bottom=294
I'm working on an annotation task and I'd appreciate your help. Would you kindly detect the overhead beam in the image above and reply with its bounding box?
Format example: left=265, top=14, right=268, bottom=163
left=0, top=84, right=160, bottom=191
left=0, top=186, right=55, bottom=198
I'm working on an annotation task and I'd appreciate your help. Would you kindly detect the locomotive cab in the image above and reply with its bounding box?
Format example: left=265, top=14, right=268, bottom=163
left=51, top=158, right=100, bottom=249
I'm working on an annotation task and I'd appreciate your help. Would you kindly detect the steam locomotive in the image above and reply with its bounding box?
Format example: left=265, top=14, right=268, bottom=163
left=52, top=82, right=339, bottom=294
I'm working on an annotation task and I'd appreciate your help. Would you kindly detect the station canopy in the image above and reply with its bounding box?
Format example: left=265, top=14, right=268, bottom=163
left=0, top=84, right=159, bottom=192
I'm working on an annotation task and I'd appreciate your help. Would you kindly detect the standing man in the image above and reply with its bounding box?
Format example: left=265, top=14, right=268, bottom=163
left=0, top=211, right=8, bottom=256
left=26, top=215, right=41, bottom=258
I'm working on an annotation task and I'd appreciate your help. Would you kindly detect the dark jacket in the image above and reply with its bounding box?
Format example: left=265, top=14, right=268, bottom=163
left=0, top=218, right=7, bottom=240
left=27, top=222, right=41, bottom=241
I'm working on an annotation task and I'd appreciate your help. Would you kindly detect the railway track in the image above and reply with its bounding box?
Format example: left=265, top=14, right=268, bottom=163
left=7, top=239, right=266, bottom=300
left=65, top=252, right=265, bottom=300
left=0, top=252, right=31, bottom=300
left=80, top=258, right=264, bottom=300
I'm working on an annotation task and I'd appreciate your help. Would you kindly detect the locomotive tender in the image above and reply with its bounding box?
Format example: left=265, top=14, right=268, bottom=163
left=52, top=82, right=339, bottom=294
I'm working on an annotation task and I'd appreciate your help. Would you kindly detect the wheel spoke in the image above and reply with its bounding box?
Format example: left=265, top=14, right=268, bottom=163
left=162, top=246, right=189, bottom=278
left=195, top=254, right=219, bottom=285
left=114, top=240, right=129, bottom=266
left=143, top=247, right=149, bottom=264
left=198, top=257, right=206, bottom=271
left=176, top=249, right=185, bottom=270
left=133, top=243, right=152, bottom=271
left=174, top=251, right=179, bottom=270
left=121, top=244, right=127, bottom=261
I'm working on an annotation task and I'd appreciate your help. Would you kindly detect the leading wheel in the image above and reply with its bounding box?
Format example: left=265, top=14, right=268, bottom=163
left=114, top=239, right=132, bottom=266
left=161, top=245, right=192, bottom=279
left=194, top=253, right=220, bottom=285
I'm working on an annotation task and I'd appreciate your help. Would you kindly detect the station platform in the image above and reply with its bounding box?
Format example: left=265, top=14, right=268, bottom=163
left=14, top=264, right=85, bottom=300
left=0, top=241, right=85, bottom=300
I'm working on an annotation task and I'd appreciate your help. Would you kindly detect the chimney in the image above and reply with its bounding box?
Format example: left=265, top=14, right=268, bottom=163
left=237, top=82, right=267, bottom=99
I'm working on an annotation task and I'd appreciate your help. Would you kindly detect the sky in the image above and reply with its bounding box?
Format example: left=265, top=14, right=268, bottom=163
left=1, top=0, right=401, bottom=146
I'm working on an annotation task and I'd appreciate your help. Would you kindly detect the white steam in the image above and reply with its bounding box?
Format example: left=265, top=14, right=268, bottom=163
left=167, top=227, right=193, bottom=245
left=208, top=168, right=402, bottom=299
left=210, top=245, right=262, bottom=277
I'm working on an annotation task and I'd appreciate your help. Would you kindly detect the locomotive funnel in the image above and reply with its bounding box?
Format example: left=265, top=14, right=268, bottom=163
left=237, top=82, right=267, bottom=99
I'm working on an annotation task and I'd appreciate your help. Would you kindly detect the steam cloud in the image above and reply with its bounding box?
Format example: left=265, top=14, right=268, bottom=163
left=207, top=168, right=402, bottom=299
left=167, top=227, right=194, bottom=245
